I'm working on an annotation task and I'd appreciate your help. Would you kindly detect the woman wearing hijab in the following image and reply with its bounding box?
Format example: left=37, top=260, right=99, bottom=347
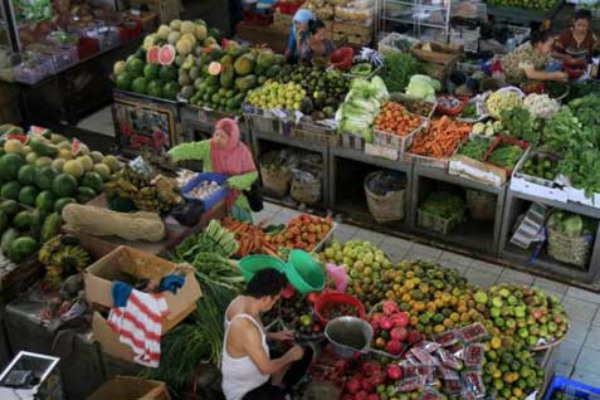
left=300, top=19, right=336, bottom=64
left=168, top=118, right=258, bottom=222
left=285, top=9, right=316, bottom=63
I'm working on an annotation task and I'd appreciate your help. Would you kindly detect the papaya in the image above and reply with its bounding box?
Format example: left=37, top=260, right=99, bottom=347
left=235, top=75, right=257, bottom=91
left=233, top=54, right=255, bottom=76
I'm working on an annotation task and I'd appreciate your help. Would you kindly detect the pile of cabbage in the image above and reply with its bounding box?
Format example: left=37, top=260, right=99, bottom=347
left=335, top=76, right=389, bottom=142
left=405, top=75, right=440, bottom=102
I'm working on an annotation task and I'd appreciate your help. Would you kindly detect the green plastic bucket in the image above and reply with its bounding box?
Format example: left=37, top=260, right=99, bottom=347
left=286, top=250, right=326, bottom=294
left=238, top=255, right=287, bottom=282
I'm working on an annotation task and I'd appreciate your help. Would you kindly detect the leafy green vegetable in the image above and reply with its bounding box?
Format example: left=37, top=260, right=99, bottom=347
left=419, top=192, right=465, bottom=219
left=500, top=107, right=541, bottom=143
left=457, top=138, right=491, bottom=161
left=559, top=148, right=600, bottom=197
left=461, top=103, right=477, bottom=118
left=542, top=108, right=592, bottom=152
left=568, top=95, right=600, bottom=147
left=380, top=52, right=423, bottom=93
left=486, top=144, right=524, bottom=169
left=548, top=210, right=595, bottom=238
left=406, top=75, right=440, bottom=102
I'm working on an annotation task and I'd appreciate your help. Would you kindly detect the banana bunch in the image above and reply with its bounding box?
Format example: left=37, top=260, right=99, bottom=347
left=133, top=176, right=182, bottom=213
left=104, top=166, right=149, bottom=198
left=39, top=235, right=92, bottom=286
left=204, top=220, right=239, bottom=257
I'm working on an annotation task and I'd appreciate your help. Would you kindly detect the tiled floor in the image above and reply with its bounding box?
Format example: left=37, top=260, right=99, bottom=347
left=255, top=203, right=600, bottom=387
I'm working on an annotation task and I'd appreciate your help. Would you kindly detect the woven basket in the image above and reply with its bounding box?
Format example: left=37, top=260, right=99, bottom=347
left=364, top=172, right=406, bottom=223
left=290, top=175, right=322, bottom=205
left=260, top=165, right=292, bottom=198
left=547, top=227, right=592, bottom=269
left=466, top=189, right=497, bottom=222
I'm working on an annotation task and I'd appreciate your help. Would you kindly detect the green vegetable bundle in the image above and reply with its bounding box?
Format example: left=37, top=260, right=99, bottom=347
left=457, top=138, right=492, bottom=161
left=542, top=108, right=592, bottom=152
left=380, top=51, right=423, bottom=93
left=500, top=107, right=541, bottom=143
left=569, top=95, right=600, bottom=147
left=419, top=192, right=465, bottom=219
left=548, top=210, right=595, bottom=238
left=559, top=148, right=600, bottom=197
left=487, top=144, right=524, bottom=170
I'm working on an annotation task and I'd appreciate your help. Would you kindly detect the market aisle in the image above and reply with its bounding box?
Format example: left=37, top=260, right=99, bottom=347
left=254, top=203, right=600, bottom=387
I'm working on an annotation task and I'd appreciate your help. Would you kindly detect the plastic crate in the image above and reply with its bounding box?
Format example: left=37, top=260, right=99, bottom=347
left=181, top=172, right=228, bottom=210
left=341, top=133, right=366, bottom=151
left=77, top=37, right=100, bottom=60
left=417, top=209, right=463, bottom=235
left=292, top=121, right=340, bottom=146
left=436, top=96, right=469, bottom=116
left=544, top=375, right=600, bottom=400
left=14, top=57, right=53, bottom=84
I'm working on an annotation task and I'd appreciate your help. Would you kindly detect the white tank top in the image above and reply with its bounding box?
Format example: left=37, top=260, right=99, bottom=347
left=221, top=313, right=270, bottom=400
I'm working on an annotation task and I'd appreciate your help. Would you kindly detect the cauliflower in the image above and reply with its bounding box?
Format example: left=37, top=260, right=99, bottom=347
left=472, top=122, right=485, bottom=135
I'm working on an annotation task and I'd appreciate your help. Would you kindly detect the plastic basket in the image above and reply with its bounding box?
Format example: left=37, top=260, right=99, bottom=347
left=544, top=375, right=600, bottom=400
left=436, top=96, right=469, bottom=116
left=181, top=172, right=228, bottom=210
left=465, top=189, right=497, bottom=222
left=314, top=291, right=366, bottom=325
left=547, top=226, right=593, bottom=269
left=287, top=250, right=326, bottom=294
left=341, top=133, right=366, bottom=151
left=417, top=209, right=463, bottom=235
left=245, top=113, right=282, bottom=134
left=290, top=175, right=322, bottom=205
left=388, top=93, right=437, bottom=119
left=260, top=165, right=292, bottom=198
left=364, top=172, right=406, bottom=223
left=238, top=254, right=288, bottom=281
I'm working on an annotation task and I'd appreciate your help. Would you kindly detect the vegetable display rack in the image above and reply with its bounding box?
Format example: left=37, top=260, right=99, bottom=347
left=292, top=121, right=340, bottom=147
left=373, top=119, right=427, bottom=158
left=341, top=133, right=366, bottom=151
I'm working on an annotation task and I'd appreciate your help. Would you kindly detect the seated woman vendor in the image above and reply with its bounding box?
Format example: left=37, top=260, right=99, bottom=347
left=222, top=269, right=312, bottom=400
left=168, top=118, right=257, bottom=222
left=501, top=30, right=568, bottom=84
left=552, top=9, right=597, bottom=61
left=285, top=9, right=316, bottom=63
left=300, top=19, right=336, bottom=64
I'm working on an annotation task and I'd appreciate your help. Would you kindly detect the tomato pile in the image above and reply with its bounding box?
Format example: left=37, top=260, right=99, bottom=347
left=374, top=102, right=424, bottom=137
left=269, top=214, right=333, bottom=252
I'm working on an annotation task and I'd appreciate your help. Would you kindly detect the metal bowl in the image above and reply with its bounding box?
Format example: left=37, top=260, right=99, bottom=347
left=324, top=316, right=372, bottom=359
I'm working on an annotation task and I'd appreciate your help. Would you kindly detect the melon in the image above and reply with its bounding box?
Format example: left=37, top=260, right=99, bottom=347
left=64, top=160, right=84, bottom=178
left=175, top=39, right=193, bottom=56
left=103, top=156, right=121, bottom=173
left=25, top=153, right=38, bottom=164
left=156, top=24, right=171, bottom=40
left=93, top=164, right=111, bottom=180
left=77, top=155, right=94, bottom=172
left=90, top=151, right=104, bottom=163
left=167, top=31, right=181, bottom=45
left=181, top=33, right=197, bottom=47
left=4, top=140, right=24, bottom=154
left=195, top=24, right=208, bottom=41
left=170, top=19, right=182, bottom=31
left=159, top=45, right=176, bottom=66
left=113, top=61, right=127, bottom=76
left=146, top=46, right=160, bottom=64
left=142, top=34, right=157, bottom=52
left=35, top=157, right=53, bottom=167
left=52, top=159, right=65, bottom=173
left=58, top=148, right=73, bottom=160
left=208, top=62, right=223, bottom=76
left=180, top=21, right=195, bottom=35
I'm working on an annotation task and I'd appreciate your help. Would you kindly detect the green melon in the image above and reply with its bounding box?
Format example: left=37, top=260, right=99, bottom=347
left=35, top=167, right=57, bottom=191
left=1, top=181, right=22, bottom=200
left=52, top=174, right=78, bottom=198
left=17, top=165, right=37, bottom=186
left=18, top=186, right=39, bottom=207
left=35, top=191, right=56, bottom=213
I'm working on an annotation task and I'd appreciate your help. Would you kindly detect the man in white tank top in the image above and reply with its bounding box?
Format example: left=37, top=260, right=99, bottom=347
left=221, top=269, right=308, bottom=400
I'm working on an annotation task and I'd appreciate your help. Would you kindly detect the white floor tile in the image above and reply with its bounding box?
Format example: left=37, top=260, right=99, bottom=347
left=438, top=251, right=474, bottom=267
left=533, top=277, right=569, bottom=296
left=566, top=286, right=600, bottom=305
left=562, top=296, right=599, bottom=326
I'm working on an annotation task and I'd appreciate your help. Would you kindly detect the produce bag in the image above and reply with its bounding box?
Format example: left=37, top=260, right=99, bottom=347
left=171, top=202, right=204, bottom=227
left=291, top=168, right=322, bottom=205
left=326, top=263, right=349, bottom=292
left=259, top=150, right=300, bottom=198
left=365, top=171, right=406, bottom=223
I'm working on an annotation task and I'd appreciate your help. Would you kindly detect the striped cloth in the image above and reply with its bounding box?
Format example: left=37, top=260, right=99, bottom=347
left=107, top=289, right=169, bottom=368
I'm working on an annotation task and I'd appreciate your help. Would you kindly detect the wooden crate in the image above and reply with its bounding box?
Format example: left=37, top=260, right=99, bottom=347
left=332, top=22, right=373, bottom=46
left=412, top=42, right=462, bottom=65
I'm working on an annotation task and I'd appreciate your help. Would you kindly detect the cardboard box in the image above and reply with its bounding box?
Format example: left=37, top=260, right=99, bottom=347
left=87, top=376, right=170, bottom=400
left=449, top=155, right=507, bottom=187
left=84, top=246, right=202, bottom=333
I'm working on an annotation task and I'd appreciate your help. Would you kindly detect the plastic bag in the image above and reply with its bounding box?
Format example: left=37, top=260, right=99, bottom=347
left=326, top=263, right=348, bottom=292
left=366, top=171, right=405, bottom=196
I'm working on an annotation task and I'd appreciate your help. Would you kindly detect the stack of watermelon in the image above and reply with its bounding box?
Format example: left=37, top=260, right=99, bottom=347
left=0, top=133, right=122, bottom=262
left=112, top=19, right=219, bottom=101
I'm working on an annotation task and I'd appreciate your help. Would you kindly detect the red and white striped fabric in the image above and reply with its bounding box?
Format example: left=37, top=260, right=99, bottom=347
left=107, top=289, right=169, bottom=368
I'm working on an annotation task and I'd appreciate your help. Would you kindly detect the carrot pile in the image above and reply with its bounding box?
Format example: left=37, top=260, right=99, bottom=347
left=374, top=101, right=423, bottom=137
left=221, top=217, right=280, bottom=258
left=409, top=116, right=471, bottom=158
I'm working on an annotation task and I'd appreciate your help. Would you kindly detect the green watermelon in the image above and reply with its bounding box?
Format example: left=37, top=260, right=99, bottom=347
left=126, top=58, right=145, bottom=77
left=80, top=171, right=104, bottom=193
left=8, top=236, right=38, bottom=263
left=52, top=174, right=78, bottom=198
left=18, top=165, right=37, bottom=186
left=18, top=186, right=39, bottom=207
left=54, top=197, right=76, bottom=213
left=0, top=153, right=25, bottom=181
left=13, top=210, right=32, bottom=231
left=35, top=167, right=57, bottom=191
left=163, top=82, right=180, bottom=100
left=35, top=191, right=56, bottom=213
left=143, top=64, right=160, bottom=79
left=0, top=200, right=20, bottom=217
left=1, top=228, right=18, bottom=254
left=1, top=181, right=22, bottom=200
left=159, top=65, right=178, bottom=81
left=115, top=73, right=133, bottom=91
left=76, top=187, right=97, bottom=204
left=147, top=80, right=164, bottom=98
left=132, top=77, right=149, bottom=94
